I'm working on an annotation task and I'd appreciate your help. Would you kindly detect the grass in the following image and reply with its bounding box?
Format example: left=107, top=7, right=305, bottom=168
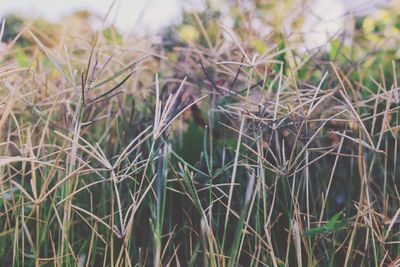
left=0, top=3, right=400, bottom=266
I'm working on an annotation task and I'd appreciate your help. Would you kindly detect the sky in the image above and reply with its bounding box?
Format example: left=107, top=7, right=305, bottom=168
left=0, top=0, right=184, bottom=33
left=0, top=0, right=392, bottom=48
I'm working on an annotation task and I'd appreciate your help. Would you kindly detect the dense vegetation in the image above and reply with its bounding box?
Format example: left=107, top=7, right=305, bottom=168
left=0, top=1, right=399, bottom=266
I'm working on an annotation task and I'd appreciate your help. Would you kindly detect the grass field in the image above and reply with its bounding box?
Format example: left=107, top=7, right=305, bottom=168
left=0, top=3, right=400, bottom=266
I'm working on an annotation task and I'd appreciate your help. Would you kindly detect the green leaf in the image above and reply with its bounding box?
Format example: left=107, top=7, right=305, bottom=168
left=102, top=27, right=123, bottom=44
left=304, top=226, right=328, bottom=237
left=304, top=213, right=341, bottom=237
left=251, top=39, right=268, bottom=54
left=16, top=48, right=30, bottom=67
left=325, top=212, right=341, bottom=230
left=203, top=126, right=212, bottom=175
left=178, top=24, right=200, bottom=43
left=179, top=119, right=204, bottom=166
left=328, top=39, right=341, bottom=60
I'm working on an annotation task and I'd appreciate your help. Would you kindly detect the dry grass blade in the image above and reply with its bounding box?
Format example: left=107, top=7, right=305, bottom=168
left=29, top=31, right=74, bottom=85
left=0, top=18, right=5, bottom=42
left=1, top=3, right=399, bottom=266
left=0, top=156, right=36, bottom=166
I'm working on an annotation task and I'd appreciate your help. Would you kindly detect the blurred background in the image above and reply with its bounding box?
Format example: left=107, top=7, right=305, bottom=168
left=0, top=0, right=394, bottom=49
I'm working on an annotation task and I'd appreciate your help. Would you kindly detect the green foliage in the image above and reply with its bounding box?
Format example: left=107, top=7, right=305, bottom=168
left=304, top=213, right=343, bottom=237
left=1, top=14, right=25, bottom=42
left=178, top=119, right=204, bottom=166
left=102, top=27, right=123, bottom=44
left=15, top=48, right=29, bottom=67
